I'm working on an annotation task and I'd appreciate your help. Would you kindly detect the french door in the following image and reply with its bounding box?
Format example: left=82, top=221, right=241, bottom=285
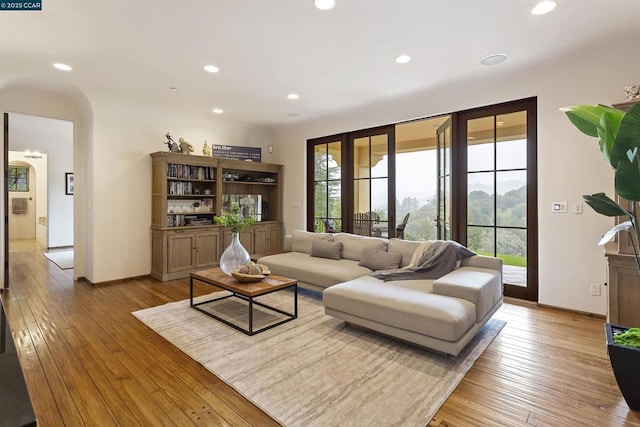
left=347, top=126, right=395, bottom=237
left=454, top=98, right=538, bottom=301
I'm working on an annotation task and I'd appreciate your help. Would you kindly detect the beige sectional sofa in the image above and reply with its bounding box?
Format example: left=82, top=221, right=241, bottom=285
left=257, top=230, right=503, bottom=356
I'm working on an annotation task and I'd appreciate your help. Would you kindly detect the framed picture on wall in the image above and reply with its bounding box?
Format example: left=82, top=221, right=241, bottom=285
left=65, top=172, right=74, bottom=195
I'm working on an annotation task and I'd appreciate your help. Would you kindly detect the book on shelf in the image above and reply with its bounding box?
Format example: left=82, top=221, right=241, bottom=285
left=167, top=164, right=215, bottom=180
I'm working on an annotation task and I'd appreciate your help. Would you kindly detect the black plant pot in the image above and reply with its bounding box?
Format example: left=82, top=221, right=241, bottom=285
left=606, top=323, right=640, bottom=411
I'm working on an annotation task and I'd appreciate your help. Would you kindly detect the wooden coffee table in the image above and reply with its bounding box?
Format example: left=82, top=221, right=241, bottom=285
left=190, top=268, right=297, bottom=335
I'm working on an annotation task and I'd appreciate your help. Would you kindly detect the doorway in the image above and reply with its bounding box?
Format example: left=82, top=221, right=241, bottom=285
left=3, top=113, right=74, bottom=287
left=454, top=98, right=538, bottom=301
left=7, top=159, right=47, bottom=250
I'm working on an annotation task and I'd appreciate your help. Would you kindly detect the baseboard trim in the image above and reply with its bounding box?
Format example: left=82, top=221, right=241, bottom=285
left=78, top=274, right=152, bottom=287
left=505, top=296, right=605, bottom=319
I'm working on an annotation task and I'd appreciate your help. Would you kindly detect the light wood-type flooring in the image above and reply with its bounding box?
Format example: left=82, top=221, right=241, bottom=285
left=2, top=246, right=640, bottom=426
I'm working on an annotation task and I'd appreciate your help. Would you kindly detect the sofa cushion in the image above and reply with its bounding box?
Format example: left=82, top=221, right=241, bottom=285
left=433, top=266, right=502, bottom=323
left=335, top=233, right=388, bottom=261
left=358, top=248, right=402, bottom=271
left=258, top=252, right=373, bottom=289
left=388, top=239, right=425, bottom=267
left=323, top=276, right=476, bottom=342
left=311, top=240, right=343, bottom=260
left=291, top=230, right=333, bottom=254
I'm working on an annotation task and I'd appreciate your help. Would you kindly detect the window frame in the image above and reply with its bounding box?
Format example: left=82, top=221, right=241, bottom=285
left=8, top=166, right=29, bottom=192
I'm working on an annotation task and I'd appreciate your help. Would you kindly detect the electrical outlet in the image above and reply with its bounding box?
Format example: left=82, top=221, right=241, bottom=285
left=590, top=283, right=601, bottom=296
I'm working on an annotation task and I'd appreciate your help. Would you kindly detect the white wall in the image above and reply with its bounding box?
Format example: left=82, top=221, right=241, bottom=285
left=86, top=92, right=275, bottom=283
left=271, top=32, right=640, bottom=316
left=9, top=114, right=73, bottom=247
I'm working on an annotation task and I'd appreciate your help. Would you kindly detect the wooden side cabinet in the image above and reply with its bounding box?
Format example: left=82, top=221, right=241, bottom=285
left=254, top=222, right=283, bottom=254
left=607, top=253, right=640, bottom=327
left=151, top=227, right=221, bottom=281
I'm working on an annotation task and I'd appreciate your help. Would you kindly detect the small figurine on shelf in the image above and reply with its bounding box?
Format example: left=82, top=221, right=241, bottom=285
left=178, top=137, right=194, bottom=154
left=202, top=140, right=212, bottom=156
left=624, top=83, right=640, bottom=101
left=164, top=132, right=179, bottom=152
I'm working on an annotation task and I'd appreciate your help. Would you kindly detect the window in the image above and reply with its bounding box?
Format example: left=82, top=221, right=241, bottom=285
left=8, top=166, right=29, bottom=192
left=308, top=135, right=345, bottom=233
left=307, top=97, right=538, bottom=301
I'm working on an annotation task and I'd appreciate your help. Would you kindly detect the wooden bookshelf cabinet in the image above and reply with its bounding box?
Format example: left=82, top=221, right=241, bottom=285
left=150, top=152, right=284, bottom=281
left=606, top=252, right=640, bottom=327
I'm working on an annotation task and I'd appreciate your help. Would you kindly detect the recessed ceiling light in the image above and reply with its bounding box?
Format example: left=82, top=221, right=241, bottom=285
left=53, top=63, right=72, bottom=71
left=170, top=87, right=178, bottom=91
left=531, top=1, right=556, bottom=15
left=314, top=0, right=335, bottom=10
left=288, top=112, right=303, bottom=118
left=395, top=54, right=411, bottom=64
left=212, top=108, right=224, bottom=114
left=480, top=53, right=508, bottom=66
left=204, top=65, right=220, bottom=73
left=288, top=94, right=300, bottom=100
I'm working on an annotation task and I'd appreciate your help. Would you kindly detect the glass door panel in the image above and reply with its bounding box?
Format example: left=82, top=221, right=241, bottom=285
left=395, top=117, right=444, bottom=240
left=351, top=130, right=391, bottom=236
left=311, top=138, right=343, bottom=233
left=437, top=118, right=452, bottom=240
left=458, top=98, right=537, bottom=300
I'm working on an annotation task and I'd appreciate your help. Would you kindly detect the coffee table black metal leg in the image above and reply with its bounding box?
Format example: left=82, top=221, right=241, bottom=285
left=190, top=276, right=194, bottom=307
left=248, top=298, right=253, bottom=335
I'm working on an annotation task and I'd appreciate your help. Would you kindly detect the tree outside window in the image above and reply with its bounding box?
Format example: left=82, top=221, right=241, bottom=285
left=8, top=166, right=29, bottom=192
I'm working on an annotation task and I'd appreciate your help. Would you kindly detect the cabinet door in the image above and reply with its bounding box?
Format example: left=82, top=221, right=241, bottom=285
left=167, top=232, right=196, bottom=273
left=608, top=255, right=640, bottom=326
left=267, top=224, right=283, bottom=252
left=254, top=224, right=283, bottom=254
left=254, top=227, right=268, bottom=254
left=196, top=229, right=220, bottom=268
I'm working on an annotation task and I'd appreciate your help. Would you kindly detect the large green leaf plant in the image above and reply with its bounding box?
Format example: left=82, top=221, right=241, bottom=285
left=562, top=102, right=640, bottom=272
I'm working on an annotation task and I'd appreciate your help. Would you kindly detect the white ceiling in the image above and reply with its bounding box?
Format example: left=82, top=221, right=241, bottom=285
left=1, top=1, right=639, bottom=126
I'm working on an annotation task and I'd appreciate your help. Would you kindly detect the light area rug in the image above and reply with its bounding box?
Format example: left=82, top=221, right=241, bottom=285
left=43, top=250, right=74, bottom=269
left=133, top=290, right=505, bottom=427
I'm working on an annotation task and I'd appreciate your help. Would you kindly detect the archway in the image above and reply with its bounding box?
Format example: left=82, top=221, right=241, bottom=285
left=0, top=75, right=93, bottom=288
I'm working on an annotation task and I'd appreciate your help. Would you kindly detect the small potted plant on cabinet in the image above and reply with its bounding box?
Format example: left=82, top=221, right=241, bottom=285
left=563, top=100, right=640, bottom=411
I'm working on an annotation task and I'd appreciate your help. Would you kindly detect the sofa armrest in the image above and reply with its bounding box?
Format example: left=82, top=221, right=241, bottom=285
left=461, top=255, right=503, bottom=274
left=433, top=267, right=503, bottom=323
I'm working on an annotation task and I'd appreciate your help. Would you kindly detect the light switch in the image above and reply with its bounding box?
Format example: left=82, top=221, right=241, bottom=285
left=552, top=202, right=567, bottom=213
left=573, top=201, right=583, bottom=214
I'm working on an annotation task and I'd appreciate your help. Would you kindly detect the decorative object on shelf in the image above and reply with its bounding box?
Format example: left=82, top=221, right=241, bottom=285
left=215, top=203, right=255, bottom=274
left=178, top=137, right=194, bottom=154
left=625, top=84, right=640, bottom=101
left=563, top=101, right=640, bottom=411
left=164, top=132, right=179, bottom=152
left=202, top=141, right=212, bottom=156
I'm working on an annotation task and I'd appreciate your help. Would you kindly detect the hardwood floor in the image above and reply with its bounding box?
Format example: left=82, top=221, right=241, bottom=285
left=2, top=247, right=639, bottom=426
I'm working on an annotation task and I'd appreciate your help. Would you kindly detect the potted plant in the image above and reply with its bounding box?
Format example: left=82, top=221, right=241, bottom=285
left=563, top=101, right=640, bottom=411
left=215, top=203, right=255, bottom=274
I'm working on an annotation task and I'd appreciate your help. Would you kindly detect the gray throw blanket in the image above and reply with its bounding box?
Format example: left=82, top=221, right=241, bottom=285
left=371, top=240, right=475, bottom=281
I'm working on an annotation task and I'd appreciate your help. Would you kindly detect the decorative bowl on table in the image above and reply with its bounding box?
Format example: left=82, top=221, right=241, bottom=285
left=230, top=262, right=271, bottom=282
left=231, top=271, right=266, bottom=282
